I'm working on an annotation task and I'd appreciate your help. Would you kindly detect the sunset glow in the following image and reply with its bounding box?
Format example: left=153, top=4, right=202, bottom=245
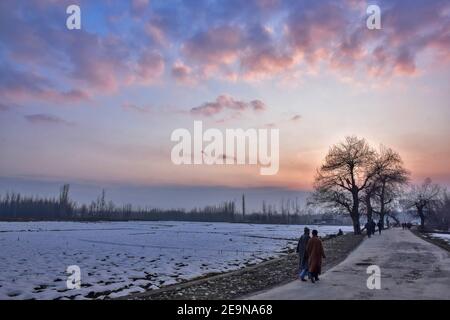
left=1, top=0, right=449, bottom=197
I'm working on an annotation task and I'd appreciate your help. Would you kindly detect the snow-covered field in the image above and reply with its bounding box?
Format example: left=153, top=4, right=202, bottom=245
left=0, top=221, right=352, bottom=300
left=430, top=232, right=450, bottom=243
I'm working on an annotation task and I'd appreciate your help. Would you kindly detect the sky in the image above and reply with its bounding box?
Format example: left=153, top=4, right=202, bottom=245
left=0, top=0, right=449, bottom=208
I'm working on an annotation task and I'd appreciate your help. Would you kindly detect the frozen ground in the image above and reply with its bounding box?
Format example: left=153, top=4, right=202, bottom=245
left=0, top=221, right=352, bottom=300
left=430, top=233, right=450, bottom=243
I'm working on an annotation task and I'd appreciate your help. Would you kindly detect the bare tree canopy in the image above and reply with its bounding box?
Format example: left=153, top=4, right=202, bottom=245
left=370, top=146, right=410, bottom=228
left=427, top=191, right=450, bottom=231
left=404, top=178, right=443, bottom=230
left=311, top=136, right=377, bottom=234
left=310, top=137, right=411, bottom=234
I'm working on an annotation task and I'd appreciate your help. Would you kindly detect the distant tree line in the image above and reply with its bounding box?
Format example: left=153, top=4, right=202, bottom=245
left=0, top=185, right=348, bottom=225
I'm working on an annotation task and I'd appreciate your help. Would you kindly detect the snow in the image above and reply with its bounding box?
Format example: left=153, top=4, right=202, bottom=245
left=0, top=221, right=352, bottom=300
left=430, top=232, right=450, bottom=243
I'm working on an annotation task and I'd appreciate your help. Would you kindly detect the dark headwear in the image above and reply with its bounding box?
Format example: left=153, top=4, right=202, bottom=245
left=312, top=229, right=318, bottom=236
left=304, top=227, right=310, bottom=233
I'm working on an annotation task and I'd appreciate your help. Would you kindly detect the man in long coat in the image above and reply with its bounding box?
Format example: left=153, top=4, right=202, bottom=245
left=306, top=229, right=326, bottom=283
left=296, top=227, right=310, bottom=281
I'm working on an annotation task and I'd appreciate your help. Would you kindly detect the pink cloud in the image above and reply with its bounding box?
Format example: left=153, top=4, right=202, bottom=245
left=182, top=26, right=243, bottom=75
left=1, top=0, right=449, bottom=105
left=145, top=22, right=167, bottom=46
left=177, top=1, right=450, bottom=82
left=171, top=61, right=194, bottom=84
left=241, top=48, right=298, bottom=80
left=0, top=1, right=167, bottom=105
left=190, top=95, right=267, bottom=118
left=135, top=50, right=165, bottom=84
left=393, top=50, right=417, bottom=75
left=0, top=65, right=90, bottom=104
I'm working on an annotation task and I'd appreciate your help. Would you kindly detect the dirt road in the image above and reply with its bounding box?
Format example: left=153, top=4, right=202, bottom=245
left=248, top=228, right=450, bottom=300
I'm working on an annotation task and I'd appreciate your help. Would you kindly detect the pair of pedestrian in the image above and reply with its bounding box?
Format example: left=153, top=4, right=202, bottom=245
left=296, top=227, right=326, bottom=283
left=401, top=222, right=411, bottom=230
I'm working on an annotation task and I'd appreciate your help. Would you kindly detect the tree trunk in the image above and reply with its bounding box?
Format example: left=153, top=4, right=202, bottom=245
left=378, top=182, right=386, bottom=229
left=352, top=193, right=361, bottom=235
left=418, top=206, right=425, bottom=231
left=378, top=211, right=385, bottom=230
left=352, top=219, right=361, bottom=235
left=365, top=195, right=373, bottom=222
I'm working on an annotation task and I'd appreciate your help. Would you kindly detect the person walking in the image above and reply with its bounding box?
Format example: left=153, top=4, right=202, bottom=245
left=365, top=220, right=372, bottom=238
left=370, top=219, right=377, bottom=236
left=377, top=221, right=383, bottom=235
left=296, top=227, right=310, bottom=281
left=306, top=230, right=326, bottom=283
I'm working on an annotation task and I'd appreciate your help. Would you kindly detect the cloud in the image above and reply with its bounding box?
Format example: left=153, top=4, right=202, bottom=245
left=24, top=114, right=74, bottom=126
left=290, top=115, right=302, bottom=121
left=171, top=61, right=194, bottom=84
left=394, top=49, right=417, bottom=75
left=241, top=48, right=298, bottom=80
left=190, top=95, right=267, bottom=118
left=0, top=1, right=165, bottom=105
left=144, top=22, right=167, bottom=46
left=182, top=25, right=243, bottom=75
left=122, top=102, right=152, bottom=114
left=1, top=0, right=449, bottom=105
left=0, top=64, right=90, bottom=103
left=134, top=50, right=165, bottom=84
left=176, top=0, right=450, bottom=82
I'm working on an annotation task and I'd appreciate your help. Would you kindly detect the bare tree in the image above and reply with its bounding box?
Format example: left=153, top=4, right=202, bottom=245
left=362, top=181, right=378, bottom=224
left=311, top=136, right=376, bottom=234
left=425, top=190, right=449, bottom=231
left=59, top=184, right=72, bottom=217
left=404, top=178, right=442, bottom=230
left=372, top=147, right=410, bottom=228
